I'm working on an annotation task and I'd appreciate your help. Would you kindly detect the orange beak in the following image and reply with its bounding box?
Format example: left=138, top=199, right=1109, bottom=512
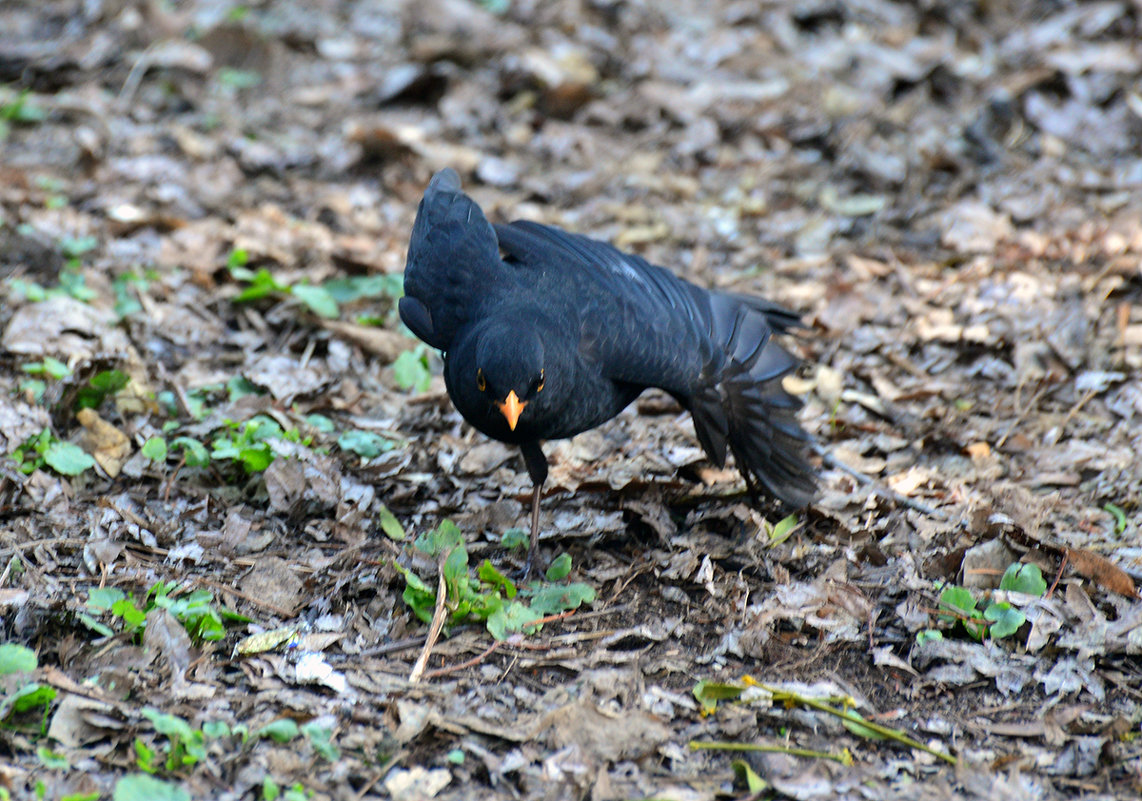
left=496, top=390, right=526, bottom=431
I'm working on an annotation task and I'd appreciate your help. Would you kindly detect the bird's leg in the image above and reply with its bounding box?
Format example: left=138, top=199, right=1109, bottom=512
left=519, top=441, right=548, bottom=580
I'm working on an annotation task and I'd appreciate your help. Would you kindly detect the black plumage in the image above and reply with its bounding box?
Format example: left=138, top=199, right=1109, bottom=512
left=400, top=169, right=816, bottom=568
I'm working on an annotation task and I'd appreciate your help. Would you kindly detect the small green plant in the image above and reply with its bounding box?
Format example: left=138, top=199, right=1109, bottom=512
left=82, top=582, right=250, bottom=644
left=113, top=772, right=190, bottom=801
left=395, top=520, right=595, bottom=640
left=210, top=415, right=309, bottom=472
left=0, top=643, right=57, bottom=734
left=0, top=88, right=46, bottom=140
left=1104, top=502, right=1128, bottom=535
left=138, top=708, right=208, bottom=773
left=337, top=429, right=400, bottom=458
left=76, top=369, right=131, bottom=410
left=11, top=429, right=95, bottom=476
left=937, top=562, right=1047, bottom=641
left=392, top=348, right=432, bottom=392
left=228, top=252, right=338, bottom=319
left=21, top=357, right=70, bottom=380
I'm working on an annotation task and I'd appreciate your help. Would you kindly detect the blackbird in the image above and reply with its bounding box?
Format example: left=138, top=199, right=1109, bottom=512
left=400, top=169, right=815, bottom=568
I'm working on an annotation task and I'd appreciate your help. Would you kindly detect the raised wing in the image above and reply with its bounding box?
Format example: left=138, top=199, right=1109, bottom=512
left=400, top=169, right=506, bottom=351
left=494, top=220, right=794, bottom=394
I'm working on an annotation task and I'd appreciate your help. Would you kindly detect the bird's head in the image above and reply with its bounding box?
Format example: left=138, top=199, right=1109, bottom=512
left=473, top=326, right=546, bottom=431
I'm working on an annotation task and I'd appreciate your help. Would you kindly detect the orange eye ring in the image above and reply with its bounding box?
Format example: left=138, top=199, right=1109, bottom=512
left=477, top=369, right=487, bottom=392
left=535, top=369, right=545, bottom=393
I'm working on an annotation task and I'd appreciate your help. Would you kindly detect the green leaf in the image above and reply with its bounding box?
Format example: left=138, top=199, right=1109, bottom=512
left=291, top=284, right=340, bottom=319
left=227, top=248, right=249, bottom=269
left=446, top=748, right=465, bottom=765
left=527, top=582, right=595, bottom=617
left=477, top=559, right=516, bottom=599
left=227, top=375, right=263, bottom=401
left=171, top=437, right=210, bottom=467
left=768, top=513, right=800, bottom=545
left=1105, top=502, right=1128, bottom=534
left=392, top=349, right=432, bottom=392
left=486, top=602, right=542, bottom=641
left=939, top=585, right=985, bottom=639
left=501, top=528, right=528, bottom=550
left=142, top=708, right=195, bottom=741
left=113, top=774, right=190, bottom=801
left=60, top=236, right=98, bottom=259
left=916, top=630, right=943, bottom=646
left=263, top=777, right=280, bottom=801
left=43, top=441, right=95, bottom=476
left=984, top=602, right=1025, bottom=640
left=545, top=552, right=572, bottom=581
left=19, top=378, right=46, bottom=403
left=234, top=268, right=285, bottom=302
left=377, top=505, right=405, bottom=541
left=9, top=682, right=56, bottom=714
left=305, top=413, right=336, bottom=433
left=202, top=720, right=230, bottom=739
left=999, top=563, right=1047, bottom=597
left=87, top=586, right=126, bottom=611
left=301, top=721, right=340, bottom=761
left=134, top=738, right=157, bottom=773
left=938, top=586, right=977, bottom=619
left=237, top=445, right=274, bottom=472
left=141, top=437, right=168, bottom=461
left=731, top=759, right=768, bottom=793
left=0, top=643, right=37, bottom=675
left=37, top=746, right=69, bottom=769
left=77, top=613, right=114, bottom=637
left=111, top=598, right=146, bottom=632
left=442, top=542, right=469, bottom=586
left=692, top=680, right=744, bottom=714
left=61, top=793, right=101, bottom=801
left=414, top=519, right=464, bottom=558
left=338, top=429, right=397, bottom=458
left=42, top=356, right=71, bottom=380
left=77, top=369, right=131, bottom=409
left=841, top=709, right=888, bottom=740
left=323, top=274, right=402, bottom=303
left=256, top=718, right=299, bottom=743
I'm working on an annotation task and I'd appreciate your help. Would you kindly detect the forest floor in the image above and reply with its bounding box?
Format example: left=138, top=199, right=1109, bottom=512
left=1, top=1, right=1141, bottom=799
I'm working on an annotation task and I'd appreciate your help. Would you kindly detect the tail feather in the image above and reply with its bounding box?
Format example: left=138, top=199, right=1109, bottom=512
left=690, top=296, right=817, bottom=508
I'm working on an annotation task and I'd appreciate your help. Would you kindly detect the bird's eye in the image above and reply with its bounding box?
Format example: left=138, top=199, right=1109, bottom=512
left=477, top=369, right=486, bottom=392
left=533, top=370, right=545, bottom=394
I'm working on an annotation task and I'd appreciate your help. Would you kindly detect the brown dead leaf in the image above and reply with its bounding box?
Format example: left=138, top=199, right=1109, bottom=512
left=965, top=441, right=992, bottom=460
left=76, top=408, right=132, bottom=478
left=1065, top=547, right=1138, bottom=599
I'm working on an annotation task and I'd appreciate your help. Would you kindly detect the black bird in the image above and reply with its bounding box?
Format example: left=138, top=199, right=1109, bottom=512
left=400, top=169, right=815, bottom=569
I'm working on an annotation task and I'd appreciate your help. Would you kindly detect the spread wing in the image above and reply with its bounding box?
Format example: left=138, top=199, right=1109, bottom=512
left=493, top=220, right=796, bottom=393
left=494, top=219, right=815, bottom=507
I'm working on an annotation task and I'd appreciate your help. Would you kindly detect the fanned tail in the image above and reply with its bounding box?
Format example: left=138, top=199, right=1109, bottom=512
left=689, top=294, right=816, bottom=507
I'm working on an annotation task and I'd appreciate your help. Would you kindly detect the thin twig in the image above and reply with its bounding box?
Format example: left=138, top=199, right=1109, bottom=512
left=408, top=564, right=449, bottom=683
left=995, top=380, right=1051, bottom=449
left=1046, top=550, right=1069, bottom=600
left=422, top=639, right=504, bottom=680
left=819, top=448, right=946, bottom=519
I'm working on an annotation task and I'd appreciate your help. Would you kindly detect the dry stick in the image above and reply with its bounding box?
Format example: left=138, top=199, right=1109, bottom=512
left=995, top=380, right=1052, bottom=449
left=1054, top=386, right=1098, bottom=437
left=1046, top=550, right=1069, bottom=600
left=817, top=447, right=946, bottom=519
left=408, top=566, right=449, bottom=683
left=421, top=610, right=575, bottom=680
